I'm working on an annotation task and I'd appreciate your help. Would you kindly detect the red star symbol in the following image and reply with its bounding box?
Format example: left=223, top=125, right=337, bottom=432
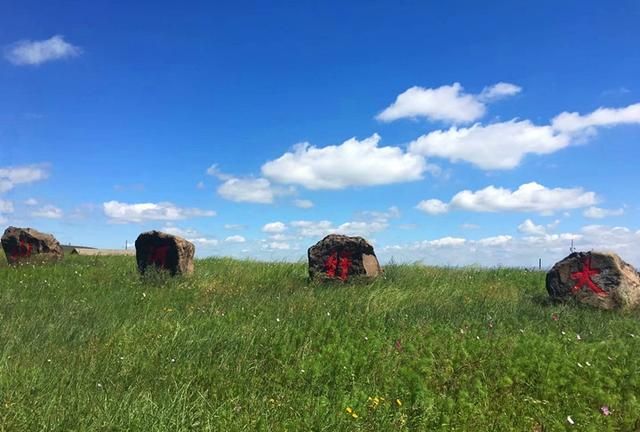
left=570, top=256, right=608, bottom=297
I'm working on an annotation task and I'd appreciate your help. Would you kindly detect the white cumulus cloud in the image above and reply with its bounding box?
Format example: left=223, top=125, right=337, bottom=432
left=552, top=103, right=640, bottom=134
left=0, top=164, right=50, bottom=193
left=376, top=83, right=485, bottom=123
left=265, top=241, right=291, bottom=250
left=225, top=235, right=246, bottom=243
left=417, top=182, right=597, bottom=215
left=0, top=200, right=14, bottom=214
left=409, top=120, right=569, bottom=170
left=376, top=82, right=520, bottom=123
left=261, top=134, right=426, bottom=190
left=416, top=199, right=450, bottom=215
left=103, top=201, right=215, bottom=223
left=217, top=178, right=277, bottom=204
left=5, top=35, right=82, bottom=66
left=476, top=235, right=513, bottom=247
left=478, top=82, right=522, bottom=102
left=424, top=236, right=467, bottom=247
left=518, top=219, right=547, bottom=236
left=583, top=206, right=625, bottom=219
left=262, top=222, right=287, bottom=233
left=293, top=199, right=314, bottom=209
left=31, top=205, right=63, bottom=219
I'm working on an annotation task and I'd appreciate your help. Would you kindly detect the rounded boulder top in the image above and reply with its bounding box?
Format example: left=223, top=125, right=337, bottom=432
left=135, top=230, right=195, bottom=276
left=1, top=226, right=64, bottom=265
left=308, top=234, right=382, bottom=281
left=546, top=251, right=640, bottom=310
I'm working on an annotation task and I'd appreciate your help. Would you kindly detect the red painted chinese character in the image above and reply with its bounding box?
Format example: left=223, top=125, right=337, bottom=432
left=571, top=255, right=608, bottom=297
left=339, top=251, right=352, bottom=281
left=324, top=250, right=352, bottom=280
left=148, top=245, right=170, bottom=268
left=12, top=240, right=32, bottom=259
left=325, top=252, right=338, bottom=278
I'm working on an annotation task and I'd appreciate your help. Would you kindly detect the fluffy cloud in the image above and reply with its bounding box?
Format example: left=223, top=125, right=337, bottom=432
left=206, top=164, right=233, bottom=181
left=217, top=178, right=278, bottom=204
left=518, top=219, right=547, bottom=236
left=103, top=201, right=215, bottom=223
left=208, top=163, right=290, bottom=204
left=264, top=241, right=291, bottom=250
left=290, top=220, right=334, bottom=237
left=262, top=222, right=287, bottom=233
left=161, top=226, right=199, bottom=238
left=583, top=206, right=625, bottom=219
left=286, top=206, right=398, bottom=239
left=293, top=199, right=314, bottom=209
left=417, top=182, right=597, bottom=215
left=416, top=199, right=450, bottom=215
left=290, top=219, right=388, bottom=238
left=24, top=198, right=38, bottom=206
left=423, top=237, right=467, bottom=247
left=380, top=225, right=640, bottom=267
left=4, top=35, right=82, bottom=66
left=376, top=82, right=520, bottom=123
left=0, top=164, right=49, bottom=193
left=261, top=134, right=426, bottom=190
left=409, top=120, right=569, bottom=170
left=0, top=200, right=14, bottom=214
left=31, top=205, right=63, bottom=219
left=478, top=82, right=522, bottom=102
left=377, top=83, right=484, bottom=123
left=225, top=235, right=246, bottom=243
left=552, top=103, right=640, bottom=134
left=476, top=235, right=513, bottom=247
left=189, top=238, right=219, bottom=246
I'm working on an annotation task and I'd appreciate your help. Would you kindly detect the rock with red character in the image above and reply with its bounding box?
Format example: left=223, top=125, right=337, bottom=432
left=308, top=234, right=382, bottom=281
left=135, top=230, right=195, bottom=276
left=546, top=251, right=640, bottom=309
left=1, top=226, right=64, bottom=265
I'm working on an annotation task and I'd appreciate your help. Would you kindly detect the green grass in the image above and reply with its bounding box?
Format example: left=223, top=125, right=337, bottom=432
left=1, top=255, right=639, bottom=431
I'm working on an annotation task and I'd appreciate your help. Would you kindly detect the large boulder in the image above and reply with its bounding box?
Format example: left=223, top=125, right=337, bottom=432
left=1, top=226, right=64, bottom=265
left=135, top=231, right=195, bottom=276
left=546, top=251, right=640, bottom=309
left=308, top=234, right=382, bottom=281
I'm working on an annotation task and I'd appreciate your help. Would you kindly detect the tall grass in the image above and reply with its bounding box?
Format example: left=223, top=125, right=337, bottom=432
left=0, top=255, right=639, bottom=431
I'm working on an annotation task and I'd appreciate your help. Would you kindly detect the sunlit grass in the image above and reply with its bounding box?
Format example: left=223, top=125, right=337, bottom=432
left=0, top=255, right=639, bottom=431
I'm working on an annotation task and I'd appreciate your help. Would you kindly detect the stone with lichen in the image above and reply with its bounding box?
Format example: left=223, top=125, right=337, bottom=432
left=135, top=230, right=195, bottom=276
left=1, top=226, right=63, bottom=265
left=546, top=251, right=640, bottom=309
left=308, top=234, right=381, bottom=281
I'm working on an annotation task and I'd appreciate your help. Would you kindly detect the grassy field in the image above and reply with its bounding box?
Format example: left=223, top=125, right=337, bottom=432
left=0, top=255, right=639, bottom=431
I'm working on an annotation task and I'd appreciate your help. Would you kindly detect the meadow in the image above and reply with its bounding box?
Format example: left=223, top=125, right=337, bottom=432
left=0, top=254, right=639, bottom=431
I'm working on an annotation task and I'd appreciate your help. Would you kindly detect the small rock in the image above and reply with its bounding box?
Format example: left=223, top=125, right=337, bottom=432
left=307, top=234, right=381, bottom=281
left=1, top=226, right=63, bottom=265
left=135, top=230, right=195, bottom=276
left=546, top=251, right=640, bottom=310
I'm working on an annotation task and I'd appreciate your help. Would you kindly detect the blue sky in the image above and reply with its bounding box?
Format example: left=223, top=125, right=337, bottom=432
left=1, top=0, right=639, bottom=266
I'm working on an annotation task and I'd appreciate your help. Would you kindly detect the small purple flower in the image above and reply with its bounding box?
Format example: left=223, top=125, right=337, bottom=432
left=600, top=405, right=611, bottom=416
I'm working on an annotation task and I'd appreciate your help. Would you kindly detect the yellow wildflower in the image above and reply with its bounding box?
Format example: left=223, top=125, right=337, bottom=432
left=396, top=398, right=402, bottom=407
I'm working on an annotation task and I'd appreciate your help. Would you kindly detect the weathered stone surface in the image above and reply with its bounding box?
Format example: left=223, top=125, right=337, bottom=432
left=546, top=251, right=640, bottom=309
left=308, top=234, right=382, bottom=281
left=135, top=231, right=195, bottom=276
left=1, top=226, right=64, bottom=265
